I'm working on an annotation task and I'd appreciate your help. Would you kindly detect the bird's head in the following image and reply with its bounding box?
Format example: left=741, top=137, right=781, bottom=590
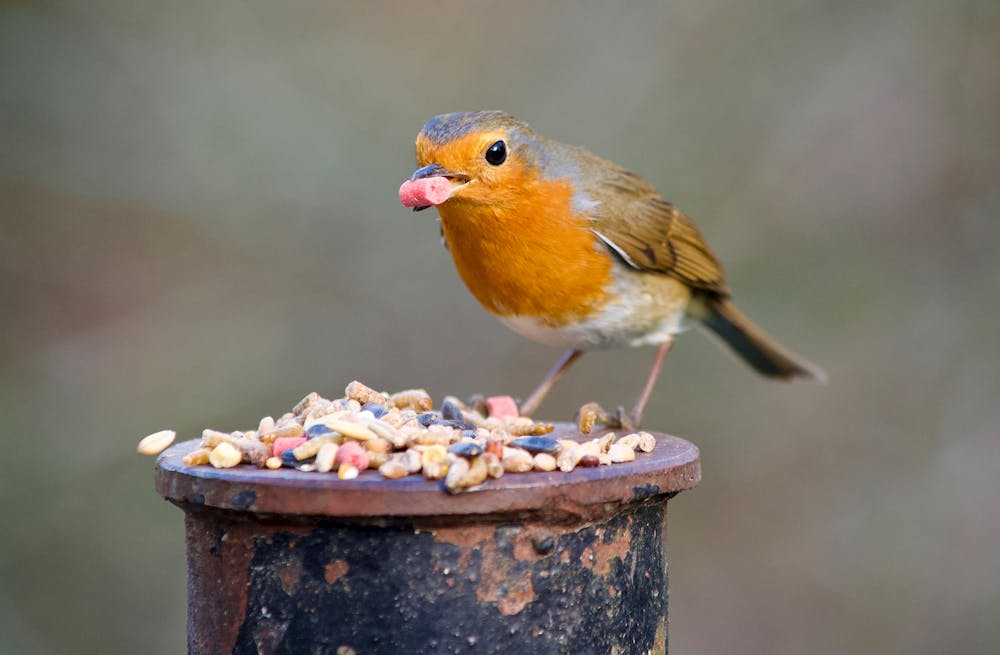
left=400, top=111, right=546, bottom=211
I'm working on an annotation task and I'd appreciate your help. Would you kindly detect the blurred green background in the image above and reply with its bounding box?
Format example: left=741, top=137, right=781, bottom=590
left=2, top=1, right=998, bottom=653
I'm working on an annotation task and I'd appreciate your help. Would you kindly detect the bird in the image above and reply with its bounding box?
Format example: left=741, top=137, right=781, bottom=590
left=398, top=111, right=825, bottom=427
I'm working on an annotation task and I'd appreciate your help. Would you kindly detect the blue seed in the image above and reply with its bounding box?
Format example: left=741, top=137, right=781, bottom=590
left=448, top=441, right=484, bottom=458
left=417, top=412, right=437, bottom=427
left=510, top=436, right=561, bottom=454
left=306, top=424, right=333, bottom=438
left=440, top=399, right=464, bottom=422
left=431, top=418, right=476, bottom=431
left=362, top=403, right=389, bottom=419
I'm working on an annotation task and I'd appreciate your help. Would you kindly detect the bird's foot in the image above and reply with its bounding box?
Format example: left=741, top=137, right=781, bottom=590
left=616, top=406, right=638, bottom=433
left=575, top=402, right=637, bottom=435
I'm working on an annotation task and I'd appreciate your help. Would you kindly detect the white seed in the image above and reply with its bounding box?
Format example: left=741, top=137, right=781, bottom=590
left=316, top=443, right=339, bottom=473
left=422, top=460, right=448, bottom=480
left=201, top=428, right=231, bottom=443
left=402, top=448, right=423, bottom=473
left=363, top=437, right=393, bottom=454
left=361, top=417, right=408, bottom=449
left=444, top=456, right=488, bottom=493
left=182, top=447, right=211, bottom=466
left=137, top=429, right=176, bottom=456
left=608, top=443, right=636, bottom=463
left=557, top=447, right=582, bottom=472
left=367, top=451, right=389, bottom=468
left=444, top=457, right=470, bottom=491
left=615, top=433, right=641, bottom=449
left=292, top=435, right=338, bottom=461
left=533, top=453, right=557, bottom=472
left=378, top=459, right=409, bottom=479
left=636, top=431, right=656, bottom=453
left=483, top=452, right=504, bottom=478
left=257, top=415, right=276, bottom=435
left=558, top=440, right=600, bottom=472
left=321, top=417, right=377, bottom=441
left=501, top=448, right=534, bottom=473
left=208, top=442, right=242, bottom=468
left=303, top=409, right=350, bottom=431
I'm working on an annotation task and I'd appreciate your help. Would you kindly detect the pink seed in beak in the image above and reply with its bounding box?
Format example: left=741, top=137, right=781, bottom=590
left=399, top=177, right=453, bottom=208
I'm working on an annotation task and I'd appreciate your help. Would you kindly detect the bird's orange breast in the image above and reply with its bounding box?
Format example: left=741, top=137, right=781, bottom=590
left=437, top=174, right=613, bottom=327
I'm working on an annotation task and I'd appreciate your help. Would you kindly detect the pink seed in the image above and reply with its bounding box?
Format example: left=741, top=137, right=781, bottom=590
left=336, top=440, right=370, bottom=471
left=272, top=436, right=307, bottom=458
left=398, top=177, right=452, bottom=208
left=486, top=395, right=519, bottom=418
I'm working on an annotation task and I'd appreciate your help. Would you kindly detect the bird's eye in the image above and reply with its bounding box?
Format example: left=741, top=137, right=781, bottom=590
left=485, top=140, right=507, bottom=166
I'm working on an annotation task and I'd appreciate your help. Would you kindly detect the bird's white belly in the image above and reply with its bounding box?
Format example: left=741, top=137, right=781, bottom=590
left=497, top=267, right=692, bottom=350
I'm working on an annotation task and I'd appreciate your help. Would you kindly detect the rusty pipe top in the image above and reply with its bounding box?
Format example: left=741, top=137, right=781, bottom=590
left=155, top=424, right=699, bottom=521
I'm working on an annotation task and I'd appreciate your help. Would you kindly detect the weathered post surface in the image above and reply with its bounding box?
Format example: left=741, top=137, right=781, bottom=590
left=155, top=424, right=700, bottom=655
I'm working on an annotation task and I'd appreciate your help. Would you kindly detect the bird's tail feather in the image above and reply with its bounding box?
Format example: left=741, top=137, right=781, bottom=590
left=697, top=297, right=827, bottom=383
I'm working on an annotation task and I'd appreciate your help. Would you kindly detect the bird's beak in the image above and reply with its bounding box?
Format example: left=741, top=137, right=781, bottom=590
left=408, top=163, right=450, bottom=182
left=401, top=164, right=471, bottom=212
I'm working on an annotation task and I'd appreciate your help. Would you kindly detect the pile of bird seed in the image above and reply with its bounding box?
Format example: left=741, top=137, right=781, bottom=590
left=137, top=380, right=656, bottom=494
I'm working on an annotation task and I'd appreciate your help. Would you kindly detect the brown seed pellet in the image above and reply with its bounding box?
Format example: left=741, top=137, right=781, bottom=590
left=199, top=430, right=269, bottom=466
left=577, top=402, right=600, bottom=434
left=389, top=388, right=433, bottom=412
left=293, top=391, right=322, bottom=417
left=344, top=380, right=385, bottom=406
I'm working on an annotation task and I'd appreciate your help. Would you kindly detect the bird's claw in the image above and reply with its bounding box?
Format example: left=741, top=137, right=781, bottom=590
left=576, top=402, right=641, bottom=435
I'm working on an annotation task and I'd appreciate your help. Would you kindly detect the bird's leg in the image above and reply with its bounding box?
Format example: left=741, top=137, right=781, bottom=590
left=631, top=338, right=675, bottom=427
left=518, top=349, right=584, bottom=417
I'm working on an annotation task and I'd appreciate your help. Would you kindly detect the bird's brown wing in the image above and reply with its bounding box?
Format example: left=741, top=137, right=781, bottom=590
left=554, top=143, right=729, bottom=295
left=591, top=188, right=730, bottom=296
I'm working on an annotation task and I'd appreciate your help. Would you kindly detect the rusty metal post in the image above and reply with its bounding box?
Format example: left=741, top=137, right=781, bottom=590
left=155, top=424, right=700, bottom=654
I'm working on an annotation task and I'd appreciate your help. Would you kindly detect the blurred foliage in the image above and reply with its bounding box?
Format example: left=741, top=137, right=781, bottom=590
left=2, top=1, right=999, bottom=653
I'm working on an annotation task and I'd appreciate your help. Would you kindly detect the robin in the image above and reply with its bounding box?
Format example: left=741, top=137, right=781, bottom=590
left=399, top=111, right=825, bottom=426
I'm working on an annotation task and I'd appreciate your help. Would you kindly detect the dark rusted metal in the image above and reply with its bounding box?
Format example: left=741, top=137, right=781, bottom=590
left=156, top=424, right=700, bottom=654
